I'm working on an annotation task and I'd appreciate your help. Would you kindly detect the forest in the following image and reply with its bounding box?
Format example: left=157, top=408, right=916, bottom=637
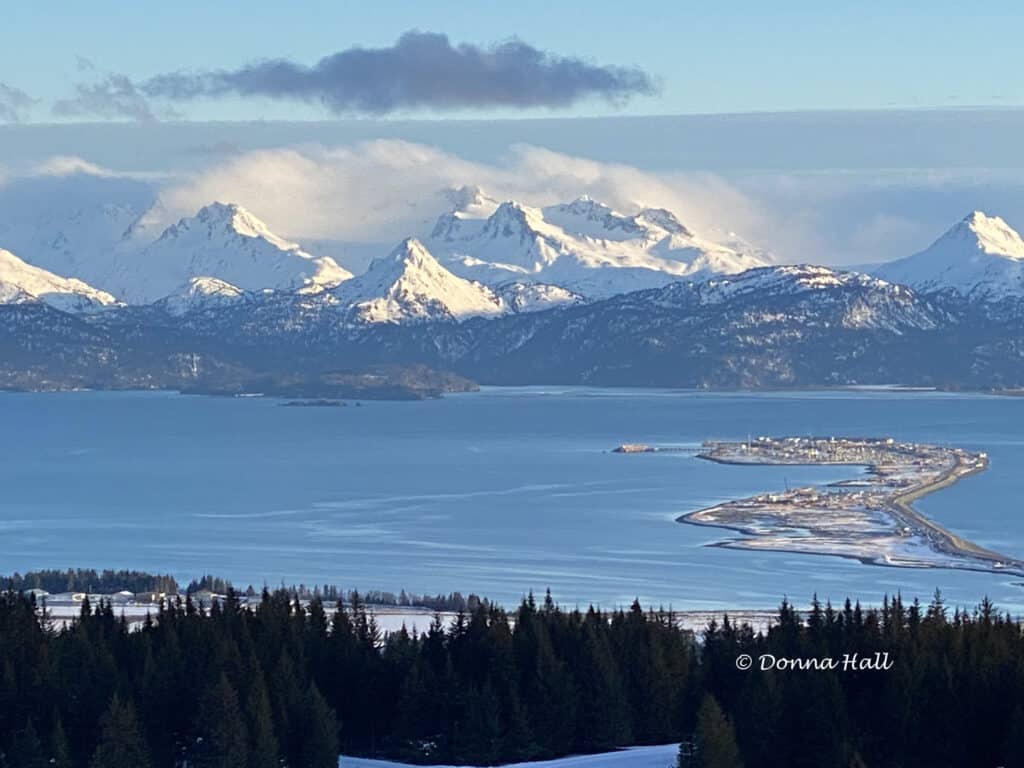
left=0, top=587, right=1023, bottom=767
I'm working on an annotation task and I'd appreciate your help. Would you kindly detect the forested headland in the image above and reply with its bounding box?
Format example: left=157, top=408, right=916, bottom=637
left=0, top=588, right=1023, bottom=767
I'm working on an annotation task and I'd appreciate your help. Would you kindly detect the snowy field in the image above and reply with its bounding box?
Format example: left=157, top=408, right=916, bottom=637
left=341, top=744, right=679, bottom=768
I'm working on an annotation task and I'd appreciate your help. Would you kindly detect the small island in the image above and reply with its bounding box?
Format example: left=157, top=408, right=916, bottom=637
left=618, top=435, right=1024, bottom=577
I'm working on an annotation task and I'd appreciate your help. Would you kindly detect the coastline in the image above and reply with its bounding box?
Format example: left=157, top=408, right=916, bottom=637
left=662, top=437, right=1024, bottom=578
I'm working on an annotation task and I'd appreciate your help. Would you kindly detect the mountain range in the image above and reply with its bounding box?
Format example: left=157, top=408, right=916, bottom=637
left=3, top=189, right=1024, bottom=395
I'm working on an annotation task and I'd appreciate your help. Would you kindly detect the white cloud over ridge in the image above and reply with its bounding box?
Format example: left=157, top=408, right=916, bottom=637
left=8, top=139, right=1024, bottom=274
left=157, top=140, right=771, bottom=249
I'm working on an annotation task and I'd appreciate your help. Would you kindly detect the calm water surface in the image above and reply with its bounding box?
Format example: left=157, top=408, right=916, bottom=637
left=2, top=388, right=1023, bottom=612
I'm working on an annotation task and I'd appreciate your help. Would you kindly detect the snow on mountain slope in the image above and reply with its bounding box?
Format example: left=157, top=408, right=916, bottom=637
left=152, top=276, right=248, bottom=317
left=873, top=211, right=1024, bottom=301
left=698, top=264, right=901, bottom=301
left=0, top=172, right=156, bottom=287
left=0, top=248, right=119, bottom=312
left=427, top=189, right=771, bottom=299
left=110, top=203, right=352, bottom=304
left=495, top=281, right=585, bottom=312
left=677, top=264, right=940, bottom=332
left=342, top=744, right=680, bottom=768
left=330, top=238, right=505, bottom=324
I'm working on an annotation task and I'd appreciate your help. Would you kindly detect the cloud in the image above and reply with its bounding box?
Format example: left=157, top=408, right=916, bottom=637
left=0, top=82, right=36, bottom=123
left=53, top=74, right=156, bottom=122
left=141, top=31, right=658, bottom=114
left=155, top=140, right=767, bottom=260
left=32, top=155, right=118, bottom=178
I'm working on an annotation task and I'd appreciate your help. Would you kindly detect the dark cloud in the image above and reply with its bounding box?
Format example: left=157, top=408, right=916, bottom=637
left=0, top=82, right=36, bottom=123
left=53, top=74, right=156, bottom=122
left=141, top=31, right=658, bottom=113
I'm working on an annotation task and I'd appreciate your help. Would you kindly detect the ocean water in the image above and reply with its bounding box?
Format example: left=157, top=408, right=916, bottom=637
left=2, top=387, right=1023, bottom=613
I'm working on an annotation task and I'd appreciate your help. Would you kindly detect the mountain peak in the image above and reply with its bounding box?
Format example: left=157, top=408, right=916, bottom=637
left=376, top=238, right=436, bottom=272
left=333, top=238, right=504, bottom=324
left=948, top=210, right=1024, bottom=258
left=181, top=275, right=246, bottom=297
left=634, top=207, right=692, bottom=236
left=560, top=196, right=613, bottom=218
left=155, top=276, right=247, bottom=316
left=114, top=202, right=350, bottom=304
left=0, top=247, right=118, bottom=312
left=483, top=201, right=540, bottom=242
left=171, top=201, right=283, bottom=245
left=872, top=211, right=1024, bottom=301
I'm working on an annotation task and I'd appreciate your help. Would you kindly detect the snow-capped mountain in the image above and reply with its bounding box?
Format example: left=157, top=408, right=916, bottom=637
left=873, top=211, right=1024, bottom=301
left=0, top=247, right=118, bottom=313
left=330, top=238, right=504, bottom=324
left=109, top=203, right=351, bottom=304
left=680, top=265, right=941, bottom=331
left=427, top=188, right=771, bottom=299
left=152, top=276, right=249, bottom=317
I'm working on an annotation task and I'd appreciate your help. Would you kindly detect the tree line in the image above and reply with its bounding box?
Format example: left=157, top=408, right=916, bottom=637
left=2, top=568, right=487, bottom=614
left=0, top=569, right=180, bottom=596
left=0, top=588, right=1023, bottom=767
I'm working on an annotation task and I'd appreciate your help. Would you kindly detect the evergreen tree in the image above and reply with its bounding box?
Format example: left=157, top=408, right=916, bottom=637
left=8, top=720, right=46, bottom=768
left=48, top=716, right=72, bottom=768
left=191, top=673, right=249, bottom=768
left=89, top=696, right=152, bottom=768
left=690, top=694, right=743, bottom=768
left=295, top=683, right=339, bottom=768
left=243, top=669, right=280, bottom=768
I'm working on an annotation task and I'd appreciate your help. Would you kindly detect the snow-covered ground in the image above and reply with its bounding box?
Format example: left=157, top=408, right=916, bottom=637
left=40, top=600, right=779, bottom=637
left=341, top=744, right=679, bottom=768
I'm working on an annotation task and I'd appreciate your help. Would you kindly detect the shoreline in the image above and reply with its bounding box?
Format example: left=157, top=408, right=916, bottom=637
left=656, top=437, right=1024, bottom=578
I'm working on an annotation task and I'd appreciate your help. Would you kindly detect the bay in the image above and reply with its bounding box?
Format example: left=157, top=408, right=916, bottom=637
left=2, top=387, right=1022, bottom=612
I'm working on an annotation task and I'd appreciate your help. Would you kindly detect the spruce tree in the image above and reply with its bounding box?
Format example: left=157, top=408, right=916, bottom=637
left=691, top=694, right=743, bottom=768
left=243, top=670, right=280, bottom=768
left=296, top=683, right=339, bottom=768
left=89, top=696, right=152, bottom=768
left=191, top=673, right=249, bottom=768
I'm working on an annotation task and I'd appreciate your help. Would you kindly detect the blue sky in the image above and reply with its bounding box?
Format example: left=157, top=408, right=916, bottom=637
left=3, top=1, right=1024, bottom=120
left=3, top=3, right=1024, bottom=270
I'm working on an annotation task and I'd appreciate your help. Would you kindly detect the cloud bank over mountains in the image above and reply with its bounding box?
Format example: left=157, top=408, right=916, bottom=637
left=155, top=141, right=755, bottom=247
left=4, top=124, right=1024, bottom=271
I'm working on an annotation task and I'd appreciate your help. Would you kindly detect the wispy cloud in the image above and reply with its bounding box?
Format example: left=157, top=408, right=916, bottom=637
left=0, top=82, right=36, bottom=123
left=53, top=74, right=156, bottom=122
left=141, top=31, right=658, bottom=114
left=32, top=155, right=118, bottom=177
